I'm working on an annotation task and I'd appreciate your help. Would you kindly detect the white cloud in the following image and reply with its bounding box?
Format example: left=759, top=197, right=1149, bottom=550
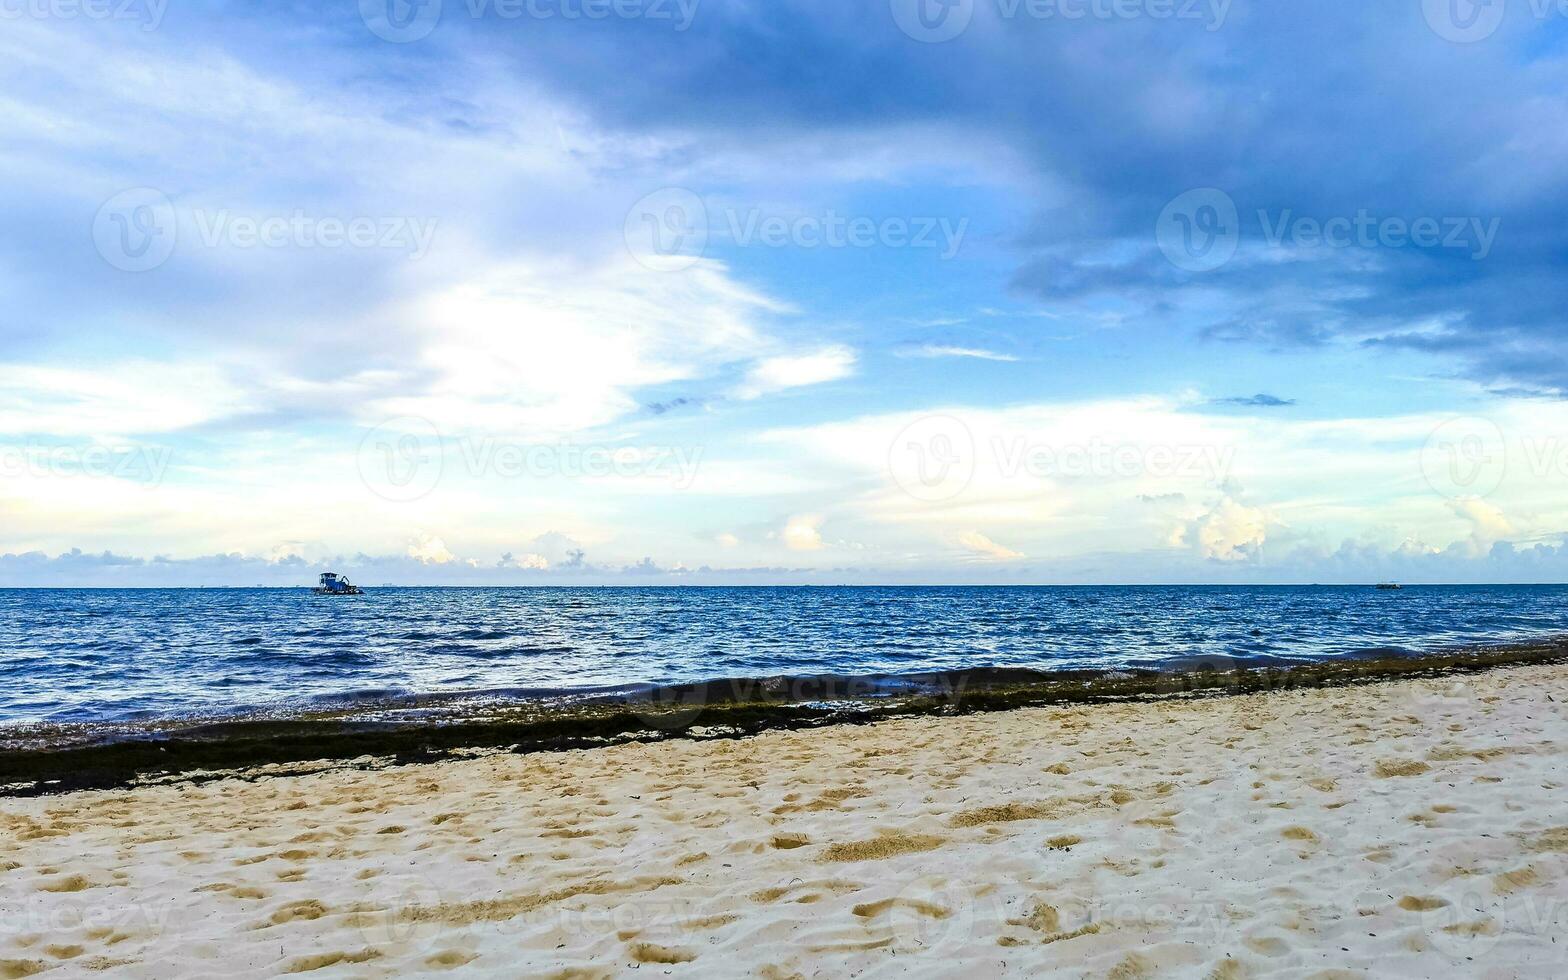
left=781, top=514, right=824, bottom=551
left=956, top=531, right=1024, bottom=561
left=374, top=257, right=788, bottom=438
left=1450, top=497, right=1514, bottom=555
left=732, top=345, right=856, bottom=400
left=7, top=15, right=1568, bottom=580
left=761, top=396, right=1244, bottom=540
left=904, top=345, right=1019, bottom=362
left=1177, top=493, right=1270, bottom=562
left=501, top=545, right=558, bottom=570
left=757, top=395, right=1568, bottom=568
left=0, top=361, right=249, bottom=437
left=407, top=534, right=457, bottom=564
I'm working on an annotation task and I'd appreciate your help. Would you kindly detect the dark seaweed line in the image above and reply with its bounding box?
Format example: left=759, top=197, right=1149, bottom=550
left=3, top=640, right=1565, bottom=798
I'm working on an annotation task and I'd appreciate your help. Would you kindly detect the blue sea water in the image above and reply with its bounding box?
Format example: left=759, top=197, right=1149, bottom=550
left=1, top=585, right=1565, bottom=726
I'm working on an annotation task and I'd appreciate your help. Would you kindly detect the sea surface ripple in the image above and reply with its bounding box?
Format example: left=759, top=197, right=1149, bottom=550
left=2, top=585, right=1565, bottom=725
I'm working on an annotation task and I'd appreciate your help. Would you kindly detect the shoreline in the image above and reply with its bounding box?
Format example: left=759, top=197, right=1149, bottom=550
left=5, top=638, right=1566, bottom=797
left=3, top=659, right=1564, bottom=976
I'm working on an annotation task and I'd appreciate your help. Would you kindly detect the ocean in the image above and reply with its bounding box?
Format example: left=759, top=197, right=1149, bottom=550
left=3, top=584, right=1565, bottom=727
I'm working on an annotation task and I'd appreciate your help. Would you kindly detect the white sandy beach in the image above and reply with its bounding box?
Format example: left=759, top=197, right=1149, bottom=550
left=3, top=665, right=1566, bottom=978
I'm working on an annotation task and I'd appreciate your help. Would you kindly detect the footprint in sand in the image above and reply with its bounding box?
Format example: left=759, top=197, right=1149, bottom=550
left=1243, top=934, right=1290, bottom=957
left=281, top=949, right=382, bottom=974
left=751, top=879, right=862, bottom=903
left=627, top=942, right=696, bottom=964
left=424, top=950, right=479, bottom=969
left=267, top=899, right=330, bottom=926
left=879, top=876, right=974, bottom=953
left=1374, top=759, right=1431, bottom=778
left=1493, top=867, right=1539, bottom=895
left=36, top=874, right=95, bottom=893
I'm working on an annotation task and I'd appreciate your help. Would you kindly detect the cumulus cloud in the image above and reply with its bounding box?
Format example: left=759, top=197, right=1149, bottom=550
left=406, top=534, right=457, bottom=565
left=1450, top=497, right=1515, bottom=556
left=1174, top=493, right=1271, bottom=563
left=373, top=257, right=795, bottom=438
left=780, top=514, right=825, bottom=551
left=956, top=531, right=1024, bottom=561
left=498, top=551, right=550, bottom=570
left=732, top=346, right=856, bottom=401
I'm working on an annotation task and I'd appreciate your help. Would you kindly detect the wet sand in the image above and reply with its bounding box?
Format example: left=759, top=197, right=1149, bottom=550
left=2, top=663, right=1565, bottom=977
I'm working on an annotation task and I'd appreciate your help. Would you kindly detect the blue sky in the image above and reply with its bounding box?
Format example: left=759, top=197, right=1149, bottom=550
left=4, top=0, right=1568, bottom=585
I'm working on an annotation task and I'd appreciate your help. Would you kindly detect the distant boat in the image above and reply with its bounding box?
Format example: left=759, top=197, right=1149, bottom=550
left=312, top=572, right=364, bottom=596
left=1375, top=582, right=1402, bottom=590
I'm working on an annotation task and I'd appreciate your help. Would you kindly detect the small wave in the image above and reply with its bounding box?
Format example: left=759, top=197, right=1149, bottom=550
left=1340, top=645, right=1417, bottom=660
left=452, top=629, right=512, bottom=641
left=299, top=687, right=413, bottom=706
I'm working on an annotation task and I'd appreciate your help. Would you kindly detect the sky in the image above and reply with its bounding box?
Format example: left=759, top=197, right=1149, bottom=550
left=3, top=0, right=1568, bottom=585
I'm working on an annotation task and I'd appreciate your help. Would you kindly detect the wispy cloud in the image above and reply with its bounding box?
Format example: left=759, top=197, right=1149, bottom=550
left=901, top=345, right=1020, bottom=363
left=732, top=345, right=856, bottom=400
left=1206, top=394, right=1297, bottom=408
left=957, top=531, right=1024, bottom=561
